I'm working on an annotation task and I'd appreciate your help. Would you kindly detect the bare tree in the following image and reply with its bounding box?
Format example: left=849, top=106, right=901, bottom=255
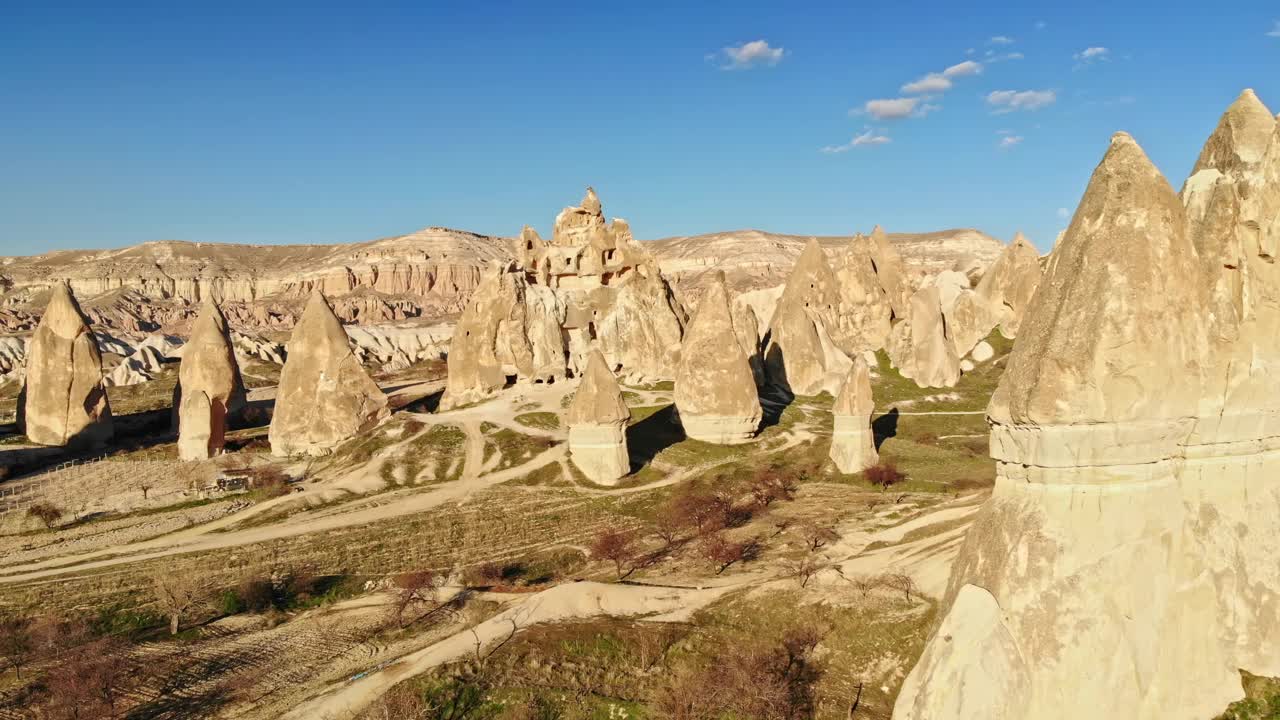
left=389, top=570, right=440, bottom=628
left=848, top=574, right=881, bottom=599
left=27, top=502, right=63, bottom=530
left=39, top=637, right=136, bottom=719
left=0, top=615, right=32, bottom=679
left=590, top=528, right=638, bottom=580
left=784, top=555, right=828, bottom=588
left=137, top=480, right=153, bottom=500
left=649, top=512, right=683, bottom=549
left=799, top=522, right=840, bottom=552
left=152, top=574, right=207, bottom=635
left=672, top=488, right=730, bottom=535
left=882, top=572, right=917, bottom=602
left=701, top=532, right=751, bottom=575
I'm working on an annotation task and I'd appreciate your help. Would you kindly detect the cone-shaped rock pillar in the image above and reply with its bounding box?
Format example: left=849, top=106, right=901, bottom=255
left=675, top=272, right=762, bottom=443
left=829, top=356, right=877, bottom=473
left=566, top=349, right=630, bottom=485
left=269, top=291, right=389, bottom=456
left=175, top=299, right=246, bottom=460
left=21, top=282, right=113, bottom=447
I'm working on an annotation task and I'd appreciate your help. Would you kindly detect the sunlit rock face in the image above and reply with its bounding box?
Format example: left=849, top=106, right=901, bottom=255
left=828, top=355, right=877, bottom=474
left=440, top=189, right=685, bottom=410
left=175, top=299, right=246, bottom=461
left=896, top=93, right=1280, bottom=720
left=269, top=291, right=389, bottom=457
left=20, top=283, right=113, bottom=447
left=567, top=349, right=630, bottom=485
left=675, top=272, right=762, bottom=444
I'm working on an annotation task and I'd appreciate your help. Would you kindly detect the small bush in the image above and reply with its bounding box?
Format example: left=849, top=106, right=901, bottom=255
left=218, top=589, right=244, bottom=616
left=864, top=461, right=904, bottom=489
left=27, top=502, right=63, bottom=530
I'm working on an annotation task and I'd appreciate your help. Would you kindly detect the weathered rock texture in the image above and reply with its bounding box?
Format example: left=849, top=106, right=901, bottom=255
left=20, top=283, right=113, bottom=447
left=885, top=285, right=960, bottom=388
left=269, top=291, right=389, bottom=456
left=829, top=356, right=877, bottom=473
left=975, top=231, right=1043, bottom=337
left=896, top=93, right=1280, bottom=720
left=566, top=349, right=630, bottom=485
left=675, top=273, right=762, bottom=444
left=441, top=190, right=685, bottom=409
left=175, top=300, right=246, bottom=461
left=764, top=239, right=853, bottom=395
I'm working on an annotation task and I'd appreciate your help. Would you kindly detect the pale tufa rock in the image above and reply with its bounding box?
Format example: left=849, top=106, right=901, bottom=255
left=20, top=283, right=113, bottom=447
left=566, top=349, right=630, bottom=485
left=269, top=291, right=389, bottom=456
left=175, top=299, right=246, bottom=461
left=829, top=355, right=877, bottom=473
left=675, top=272, right=762, bottom=443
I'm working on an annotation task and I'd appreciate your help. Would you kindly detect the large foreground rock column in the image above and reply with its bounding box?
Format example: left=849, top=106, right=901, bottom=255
left=829, top=355, right=877, bottom=473
left=567, top=349, right=630, bottom=485
left=895, top=131, right=1237, bottom=720
left=269, top=290, right=389, bottom=456
left=675, top=272, right=762, bottom=444
left=20, top=282, right=113, bottom=447
left=175, top=299, right=246, bottom=460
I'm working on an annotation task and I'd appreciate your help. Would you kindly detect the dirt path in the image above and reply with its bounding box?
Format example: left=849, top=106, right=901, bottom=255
left=284, top=581, right=737, bottom=720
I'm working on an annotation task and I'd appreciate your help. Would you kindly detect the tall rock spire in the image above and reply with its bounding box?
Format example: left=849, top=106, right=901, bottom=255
left=567, top=349, right=630, bottom=485
left=21, top=282, right=113, bottom=447
left=675, top=272, right=761, bottom=443
left=175, top=298, right=246, bottom=460
left=269, top=290, right=388, bottom=456
left=828, top=355, right=877, bottom=473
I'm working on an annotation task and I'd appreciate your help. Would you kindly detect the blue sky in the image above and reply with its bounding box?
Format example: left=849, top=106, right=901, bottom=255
left=2, top=1, right=1278, bottom=255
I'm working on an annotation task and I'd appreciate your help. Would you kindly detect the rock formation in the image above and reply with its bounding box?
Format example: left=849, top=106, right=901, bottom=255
left=869, top=225, right=911, bottom=319
left=566, top=349, right=630, bottom=485
left=974, top=231, right=1042, bottom=337
left=829, top=356, right=877, bottom=473
left=675, top=273, right=762, bottom=444
left=764, top=239, right=853, bottom=395
left=175, top=299, right=246, bottom=461
left=886, top=285, right=960, bottom=388
left=269, top=291, right=389, bottom=456
left=897, top=94, right=1280, bottom=720
left=440, top=190, right=685, bottom=409
left=835, top=232, right=894, bottom=349
left=20, top=283, right=113, bottom=447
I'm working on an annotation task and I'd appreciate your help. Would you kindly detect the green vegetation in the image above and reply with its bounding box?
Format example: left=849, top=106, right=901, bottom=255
left=483, top=423, right=557, bottom=471
left=514, top=412, right=559, bottom=431
left=381, top=423, right=469, bottom=485
left=1219, top=673, right=1280, bottom=720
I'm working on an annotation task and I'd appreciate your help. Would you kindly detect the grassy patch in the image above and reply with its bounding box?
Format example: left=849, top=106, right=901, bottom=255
left=383, top=424, right=469, bottom=485
left=1218, top=673, right=1280, bottom=720
left=105, top=367, right=180, bottom=416
left=483, top=423, right=558, bottom=471
left=514, top=412, right=560, bottom=431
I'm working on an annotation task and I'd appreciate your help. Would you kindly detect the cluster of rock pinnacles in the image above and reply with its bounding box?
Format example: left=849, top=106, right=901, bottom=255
left=896, top=89, right=1280, bottom=719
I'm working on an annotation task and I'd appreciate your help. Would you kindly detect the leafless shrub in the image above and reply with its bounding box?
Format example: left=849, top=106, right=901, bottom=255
left=589, top=528, right=638, bottom=580
left=784, top=554, right=829, bottom=588
left=37, top=636, right=136, bottom=719
left=700, top=532, right=758, bottom=575
left=882, top=572, right=917, bottom=602
left=151, top=573, right=207, bottom=634
left=27, top=502, right=63, bottom=530
left=0, top=615, right=32, bottom=679
left=849, top=573, right=881, bottom=599
left=389, top=570, right=441, bottom=628
left=865, top=461, right=904, bottom=489
left=799, top=521, right=840, bottom=552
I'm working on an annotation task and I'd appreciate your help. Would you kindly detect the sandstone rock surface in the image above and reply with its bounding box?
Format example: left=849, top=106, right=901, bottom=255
left=675, top=273, right=762, bottom=444
left=897, top=96, right=1280, bottom=720
left=566, top=349, right=630, bottom=485
left=175, top=299, right=246, bottom=460
left=975, top=231, right=1042, bottom=337
left=269, top=291, right=389, bottom=456
left=886, top=286, right=960, bottom=388
left=764, top=239, right=852, bottom=395
left=20, top=283, right=113, bottom=447
left=829, top=356, right=877, bottom=473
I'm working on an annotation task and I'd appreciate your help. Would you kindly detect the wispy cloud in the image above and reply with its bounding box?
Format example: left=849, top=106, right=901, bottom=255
left=1267, top=21, right=1280, bottom=37
left=943, top=60, right=983, bottom=77
left=1035, top=21, right=1047, bottom=30
left=1073, top=46, right=1110, bottom=67
left=716, top=40, right=787, bottom=70
left=822, top=129, right=892, bottom=153
left=987, top=89, right=1057, bottom=113
left=989, top=52, right=1024, bottom=63
left=1057, top=207, right=1070, bottom=219
left=999, top=135, right=1024, bottom=149
left=901, top=73, right=951, bottom=94
left=859, top=97, right=932, bottom=120
left=989, top=35, right=1015, bottom=45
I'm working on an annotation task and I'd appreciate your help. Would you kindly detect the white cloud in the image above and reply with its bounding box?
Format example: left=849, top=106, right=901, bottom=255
left=822, top=129, right=892, bottom=153
left=991, top=52, right=1024, bottom=62
left=989, top=35, right=1015, bottom=45
left=987, top=89, right=1057, bottom=113
left=1056, top=207, right=1070, bottom=219
left=718, top=40, right=787, bottom=69
left=943, top=60, right=983, bottom=77
left=901, top=73, right=952, bottom=94
left=862, top=97, right=924, bottom=120
left=1267, top=21, right=1280, bottom=37
left=1035, top=21, right=1047, bottom=30
left=999, top=135, right=1024, bottom=149
left=965, top=47, right=976, bottom=55
left=1074, top=46, right=1110, bottom=64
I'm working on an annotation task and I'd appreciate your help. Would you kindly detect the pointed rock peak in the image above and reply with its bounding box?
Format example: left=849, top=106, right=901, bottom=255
left=1190, top=90, right=1276, bottom=173
left=1012, top=231, right=1031, bottom=248
left=870, top=225, right=887, bottom=240
left=521, top=225, right=542, bottom=241
left=295, top=289, right=349, bottom=346
left=581, top=187, right=602, bottom=215
left=1228, top=88, right=1273, bottom=121
left=795, top=237, right=832, bottom=270
left=1100, top=131, right=1164, bottom=180
left=833, top=355, right=874, bottom=417
left=192, top=297, right=230, bottom=336
left=568, top=349, right=629, bottom=426
left=42, top=281, right=91, bottom=336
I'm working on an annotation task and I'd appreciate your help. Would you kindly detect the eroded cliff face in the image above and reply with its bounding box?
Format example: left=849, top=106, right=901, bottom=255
left=896, top=92, right=1280, bottom=720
